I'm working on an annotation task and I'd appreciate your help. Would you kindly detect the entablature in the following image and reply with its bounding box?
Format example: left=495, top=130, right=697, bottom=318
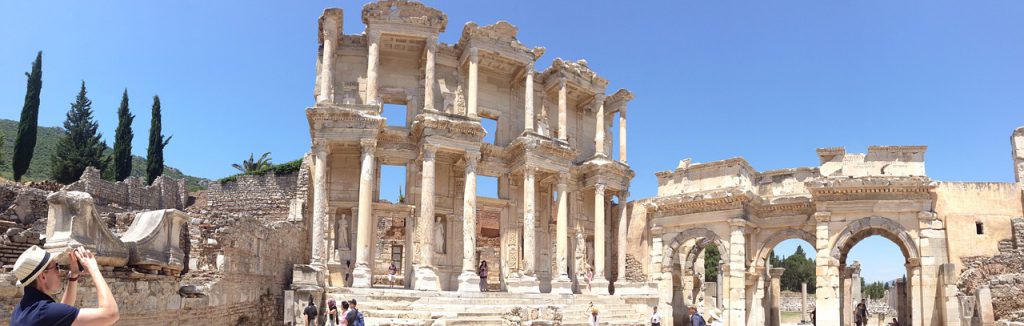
left=806, top=176, right=935, bottom=202
left=540, top=58, right=609, bottom=96
left=306, top=104, right=385, bottom=141
left=456, top=21, right=542, bottom=72
left=361, top=0, right=447, bottom=34
left=410, top=110, right=486, bottom=143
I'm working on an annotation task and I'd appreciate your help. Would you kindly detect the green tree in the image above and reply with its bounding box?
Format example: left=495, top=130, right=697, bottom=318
left=13, top=51, right=42, bottom=182
left=231, top=152, right=272, bottom=173
left=51, top=81, right=108, bottom=184
left=777, top=246, right=816, bottom=293
left=0, top=132, right=6, bottom=169
left=146, top=95, right=171, bottom=184
left=112, top=89, right=134, bottom=181
left=704, top=243, right=721, bottom=282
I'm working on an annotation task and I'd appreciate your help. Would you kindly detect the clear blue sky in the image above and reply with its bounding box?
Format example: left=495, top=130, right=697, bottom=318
left=2, top=1, right=1022, bottom=283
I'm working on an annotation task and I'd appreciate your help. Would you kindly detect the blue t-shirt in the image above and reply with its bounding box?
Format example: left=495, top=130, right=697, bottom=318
left=11, top=286, right=79, bottom=326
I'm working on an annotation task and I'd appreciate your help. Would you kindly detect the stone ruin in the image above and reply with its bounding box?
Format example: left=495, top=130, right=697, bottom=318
left=2, top=1, right=1024, bottom=325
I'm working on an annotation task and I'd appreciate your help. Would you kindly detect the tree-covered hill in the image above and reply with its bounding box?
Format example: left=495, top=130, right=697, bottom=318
left=0, top=118, right=207, bottom=190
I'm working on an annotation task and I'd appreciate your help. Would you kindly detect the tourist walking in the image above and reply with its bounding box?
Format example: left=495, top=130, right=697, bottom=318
left=478, top=260, right=489, bottom=292
left=326, top=298, right=338, bottom=326
left=339, top=300, right=350, bottom=325
left=345, top=299, right=365, bottom=326
left=589, top=306, right=599, bottom=326
left=303, top=296, right=318, bottom=326
left=688, top=307, right=706, bottom=326
left=706, top=308, right=723, bottom=326
left=650, top=305, right=662, bottom=326
left=388, top=262, right=398, bottom=287
left=11, top=246, right=120, bottom=326
left=855, top=299, right=868, bottom=326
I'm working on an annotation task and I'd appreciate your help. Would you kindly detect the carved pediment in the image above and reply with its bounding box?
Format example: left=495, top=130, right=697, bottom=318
left=362, top=0, right=447, bottom=32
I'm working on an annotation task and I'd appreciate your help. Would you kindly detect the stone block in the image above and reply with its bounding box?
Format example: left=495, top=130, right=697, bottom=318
left=120, top=209, right=188, bottom=273
left=43, top=191, right=129, bottom=267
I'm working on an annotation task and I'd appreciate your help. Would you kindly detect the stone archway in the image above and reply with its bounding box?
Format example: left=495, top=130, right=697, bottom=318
left=662, top=228, right=731, bottom=325
left=751, top=229, right=817, bottom=326
left=828, top=216, right=921, bottom=326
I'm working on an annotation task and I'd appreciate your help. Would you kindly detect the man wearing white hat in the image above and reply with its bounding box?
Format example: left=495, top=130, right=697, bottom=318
left=10, top=245, right=119, bottom=326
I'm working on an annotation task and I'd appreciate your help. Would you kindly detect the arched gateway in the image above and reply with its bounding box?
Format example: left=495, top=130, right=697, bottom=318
left=636, top=147, right=980, bottom=326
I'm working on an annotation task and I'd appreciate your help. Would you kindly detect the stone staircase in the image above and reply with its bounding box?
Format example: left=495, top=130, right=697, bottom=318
left=328, top=287, right=653, bottom=325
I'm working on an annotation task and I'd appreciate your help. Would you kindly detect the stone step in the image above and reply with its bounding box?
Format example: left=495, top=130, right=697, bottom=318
left=364, top=317, right=433, bottom=326
left=363, top=309, right=434, bottom=319
left=441, top=318, right=505, bottom=326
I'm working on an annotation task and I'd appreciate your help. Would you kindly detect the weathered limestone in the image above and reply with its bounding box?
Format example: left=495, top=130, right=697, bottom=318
left=524, top=62, right=535, bottom=132
left=317, top=10, right=340, bottom=104
left=365, top=30, right=380, bottom=105
left=423, top=36, right=437, bottom=112
left=594, top=94, right=606, bottom=156
left=509, top=167, right=541, bottom=293
left=769, top=268, right=785, bottom=326
left=44, top=191, right=129, bottom=268
left=617, top=191, right=629, bottom=286
left=801, top=282, right=809, bottom=322
left=120, top=209, right=188, bottom=274
left=457, top=151, right=481, bottom=292
left=414, top=144, right=440, bottom=291
left=557, top=78, right=567, bottom=141
left=591, top=183, right=610, bottom=295
left=353, top=139, right=376, bottom=287
left=552, top=174, right=572, bottom=294
left=467, top=47, right=479, bottom=118
left=311, top=142, right=329, bottom=267
left=619, top=106, right=627, bottom=163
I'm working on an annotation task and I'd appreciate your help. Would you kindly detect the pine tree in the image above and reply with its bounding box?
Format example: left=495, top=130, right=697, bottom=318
left=51, top=81, right=108, bottom=184
left=13, top=51, right=42, bottom=182
left=112, top=89, right=134, bottom=181
left=704, top=244, right=721, bottom=282
left=146, top=95, right=171, bottom=185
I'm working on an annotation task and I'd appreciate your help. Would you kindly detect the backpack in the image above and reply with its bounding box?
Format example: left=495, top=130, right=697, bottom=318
left=352, top=310, right=365, bottom=326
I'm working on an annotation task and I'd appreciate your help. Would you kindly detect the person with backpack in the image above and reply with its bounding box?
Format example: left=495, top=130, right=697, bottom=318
left=688, top=306, right=707, bottom=326
left=303, top=297, right=318, bottom=326
left=345, top=299, right=365, bottom=326
left=339, top=300, right=350, bottom=325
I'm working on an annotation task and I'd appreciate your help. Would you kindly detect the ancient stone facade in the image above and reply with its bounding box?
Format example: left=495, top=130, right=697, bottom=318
left=66, top=167, right=188, bottom=211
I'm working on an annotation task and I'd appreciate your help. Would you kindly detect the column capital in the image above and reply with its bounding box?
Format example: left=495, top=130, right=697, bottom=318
left=426, top=35, right=438, bottom=49
left=619, top=190, right=630, bottom=200
left=312, top=138, right=329, bottom=153
left=558, top=77, right=567, bottom=89
left=464, top=151, right=481, bottom=170
left=360, top=139, right=377, bottom=153
left=468, top=47, right=479, bottom=62
left=619, top=105, right=628, bottom=117
left=905, top=257, right=922, bottom=268
left=814, top=211, right=832, bottom=222
left=367, top=29, right=382, bottom=42
left=422, top=144, right=438, bottom=160
left=594, top=183, right=606, bottom=193
left=728, top=218, right=748, bottom=228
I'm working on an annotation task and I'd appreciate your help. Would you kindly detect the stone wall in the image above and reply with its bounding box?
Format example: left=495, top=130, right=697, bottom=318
left=959, top=217, right=1024, bottom=322
left=206, top=158, right=310, bottom=220
left=780, top=290, right=815, bottom=312
left=65, top=167, right=188, bottom=210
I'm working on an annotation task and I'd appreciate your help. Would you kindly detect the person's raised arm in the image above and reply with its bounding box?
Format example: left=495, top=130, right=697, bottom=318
left=60, top=247, right=81, bottom=305
left=71, top=248, right=119, bottom=326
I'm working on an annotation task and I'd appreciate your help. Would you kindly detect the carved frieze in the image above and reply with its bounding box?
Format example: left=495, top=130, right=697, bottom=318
left=361, top=0, right=447, bottom=32
left=806, top=176, right=934, bottom=201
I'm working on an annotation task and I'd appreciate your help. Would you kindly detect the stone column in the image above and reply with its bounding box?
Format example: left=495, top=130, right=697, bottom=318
left=591, top=183, right=611, bottom=295
left=557, top=78, right=567, bottom=141
left=908, top=258, right=923, bottom=326
left=311, top=140, right=329, bottom=267
left=318, top=15, right=339, bottom=104
left=814, top=212, right=841, bottom=325
left=509, top=167, right=540, bottom=293
left=842, top=266, right=853, bottom=326
left=414, top=144, right=440, bottom=291
left=801, top=282, right=808, bottom=322
left=524, top=62, right=535, bottom=132
left=851, top=262, right=862, bottom=313
left=457, top=152, right=481, bottom=292
left=726, top=219, right=747, bottom=326
left=770, top=268, right=785, bottom=326
left=352, top=139, right=376, bottom=287
left=619, top=107, right=627, bottom=163
left=467, top=48, right=479, bottom=118
left=616, top=191, right=629, bottom=285
left=594, top=94, right=606, bottom=156
left=552, top=173, right=572, bottom=294
left=365, top=31, right=380, bottom=105
left=423, top=36, right=437, bottom=112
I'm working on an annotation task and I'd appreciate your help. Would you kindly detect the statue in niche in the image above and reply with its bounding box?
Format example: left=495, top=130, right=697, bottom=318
left=336, top=214, right=350, bottom=250
left=433, top=215, right=446, bottom=254
left=452, top=83, right=467, bottom=115
left=574, top=229, right=590, bottom=280
left=536, top=102, right=551, bottom=137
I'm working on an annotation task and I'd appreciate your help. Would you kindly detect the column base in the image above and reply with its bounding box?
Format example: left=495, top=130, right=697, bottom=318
left=413, top=266, right=441, bottom=291
left=506, top=275, right=541, bottom=294
left=551, top=276, right=573, bottom=295
left=591, top=277, right=611, bottom=295
left=456, top=271, right=481, bottom=292
left=351, top=264, right=372, bottom=288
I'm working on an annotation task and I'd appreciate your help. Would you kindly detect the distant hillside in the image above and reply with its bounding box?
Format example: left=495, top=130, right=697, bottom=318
left=0, top=118, right=207, bottom=190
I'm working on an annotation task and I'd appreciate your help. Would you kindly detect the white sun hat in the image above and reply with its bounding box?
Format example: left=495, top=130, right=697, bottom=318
left=13, top=245, right=55, bottom=287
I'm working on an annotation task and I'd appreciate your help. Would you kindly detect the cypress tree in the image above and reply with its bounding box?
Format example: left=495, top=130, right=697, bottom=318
left=51, top=81, right=108, bottom=184
left=13, top=51, right=42, bottom=182
left=146, top=95, right=171, bottom=185
left=112, top=89, right=134, bottom=181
